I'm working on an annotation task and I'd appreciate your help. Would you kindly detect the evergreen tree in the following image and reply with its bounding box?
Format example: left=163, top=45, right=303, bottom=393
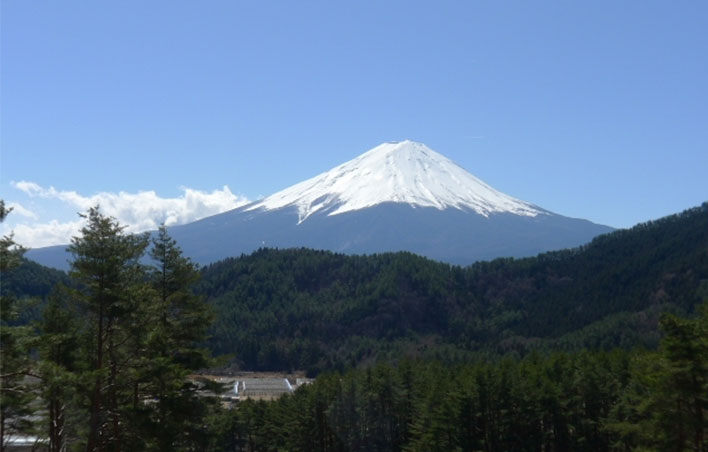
left=67, top=206, right=150, bottom=451
left=0, top=200, right=36, bottom=450
left=139, top=225, right=213, bottom=450
left=651, top=306, right=708, bottom=451
left=37, top=289, right=81, bottom=451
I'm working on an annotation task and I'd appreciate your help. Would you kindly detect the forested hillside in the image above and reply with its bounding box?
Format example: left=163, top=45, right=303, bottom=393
left=211, top=305, right=708, bottom=452
left=1, top=258, right=71, bottom=324
left=6, top=204, right=707, bottom=373
left=1, top=257, right=69, bottom=299
left=2, top=203, right=707, bottom=450
left=198, top=203, right=708, bottom=372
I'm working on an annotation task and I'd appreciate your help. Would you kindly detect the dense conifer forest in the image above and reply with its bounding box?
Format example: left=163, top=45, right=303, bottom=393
left=1, top=201, right=707, bottom=450
left=208, top=324, right=708, bottom=451
left=199, top=203, right=708, bottom=373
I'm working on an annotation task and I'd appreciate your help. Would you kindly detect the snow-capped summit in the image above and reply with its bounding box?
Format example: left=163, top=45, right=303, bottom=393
left=248, top=140, right=543, bottom=222
left=27, top=140, right=614, bottom=270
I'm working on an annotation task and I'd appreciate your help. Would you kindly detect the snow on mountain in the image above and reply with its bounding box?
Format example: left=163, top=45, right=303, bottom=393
left=247, top=140, right=544, bottom=223
left=26, top=139, right=615, bottom=270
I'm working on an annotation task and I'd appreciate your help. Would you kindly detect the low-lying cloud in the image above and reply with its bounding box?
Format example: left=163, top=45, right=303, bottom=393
left=7, top=219, right=87, bottom=249
left=6, top=181, right=250, bottom=248
left=6, top=201, right=39, bottom=220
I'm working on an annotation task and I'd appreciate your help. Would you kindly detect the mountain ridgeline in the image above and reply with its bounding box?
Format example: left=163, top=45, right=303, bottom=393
left=26, top=141, right=613, bottom=269
left=165, top=140, right=614, bottom=266
left=198, top=203, right=708, bottom=373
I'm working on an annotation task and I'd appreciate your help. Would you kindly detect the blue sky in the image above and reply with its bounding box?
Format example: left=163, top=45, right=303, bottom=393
left=2, top=1, right=707, bottom=248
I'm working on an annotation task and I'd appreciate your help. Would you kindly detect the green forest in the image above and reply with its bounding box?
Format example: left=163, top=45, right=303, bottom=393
left=1, top=201, right=707, bottom=451
left=210, top=332, right=707, bottom=452
left=199, top=203, right=708, bottom=373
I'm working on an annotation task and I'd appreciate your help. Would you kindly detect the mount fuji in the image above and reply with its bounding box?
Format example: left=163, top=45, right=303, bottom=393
left=27, top=140, right=614, bottom=269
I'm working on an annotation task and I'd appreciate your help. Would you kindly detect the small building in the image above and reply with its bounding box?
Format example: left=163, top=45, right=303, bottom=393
left=234, top=378, right=293, bottom=400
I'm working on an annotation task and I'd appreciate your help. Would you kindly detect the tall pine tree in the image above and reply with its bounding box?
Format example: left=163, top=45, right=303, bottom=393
left=67, top=206, right=150, bottom=451
left=0, top=200, right=36, bottom=450
left=137, top=225, right=213, bottom=450
left=37, top=289, right=80, bottom=452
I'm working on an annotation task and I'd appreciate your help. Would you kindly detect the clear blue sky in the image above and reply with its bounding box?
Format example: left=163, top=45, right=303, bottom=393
left=2, top=0, right=707, bottom=247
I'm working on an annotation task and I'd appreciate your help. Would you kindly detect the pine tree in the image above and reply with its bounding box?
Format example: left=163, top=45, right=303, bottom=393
left=37, top=289, right=80, bottom=452
left=140, top=225, right=213, bottom=450
left=67, top=206, right=150, bottom=451
left=652, top=307, right=708, bottom=451
left=149, top=225, right=212, bottom=371
left=0, top=200, right=36, bottom=450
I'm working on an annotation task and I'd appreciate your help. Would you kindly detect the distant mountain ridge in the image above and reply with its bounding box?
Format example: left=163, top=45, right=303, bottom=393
left=27, top=140, right=613, bottom=269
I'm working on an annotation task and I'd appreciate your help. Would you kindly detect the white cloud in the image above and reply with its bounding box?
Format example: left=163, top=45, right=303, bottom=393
left=6, top=202, right=39, bottom=220
left=3, top=219, right=86, bottom=249
left=7, top=181, right=250, bottom=248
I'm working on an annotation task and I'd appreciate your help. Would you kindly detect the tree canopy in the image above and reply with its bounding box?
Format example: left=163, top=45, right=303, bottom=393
left=199, top=203, right=708, bottom=372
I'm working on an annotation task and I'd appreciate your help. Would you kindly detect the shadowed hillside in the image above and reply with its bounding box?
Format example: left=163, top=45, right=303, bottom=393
left=197, top=203, right=708, bottom=372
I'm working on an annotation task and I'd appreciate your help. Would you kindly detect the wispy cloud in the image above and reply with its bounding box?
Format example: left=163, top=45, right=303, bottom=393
left=7, top=181, right=250, bottom=248
left=6, top=202, right=39, bottom=220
